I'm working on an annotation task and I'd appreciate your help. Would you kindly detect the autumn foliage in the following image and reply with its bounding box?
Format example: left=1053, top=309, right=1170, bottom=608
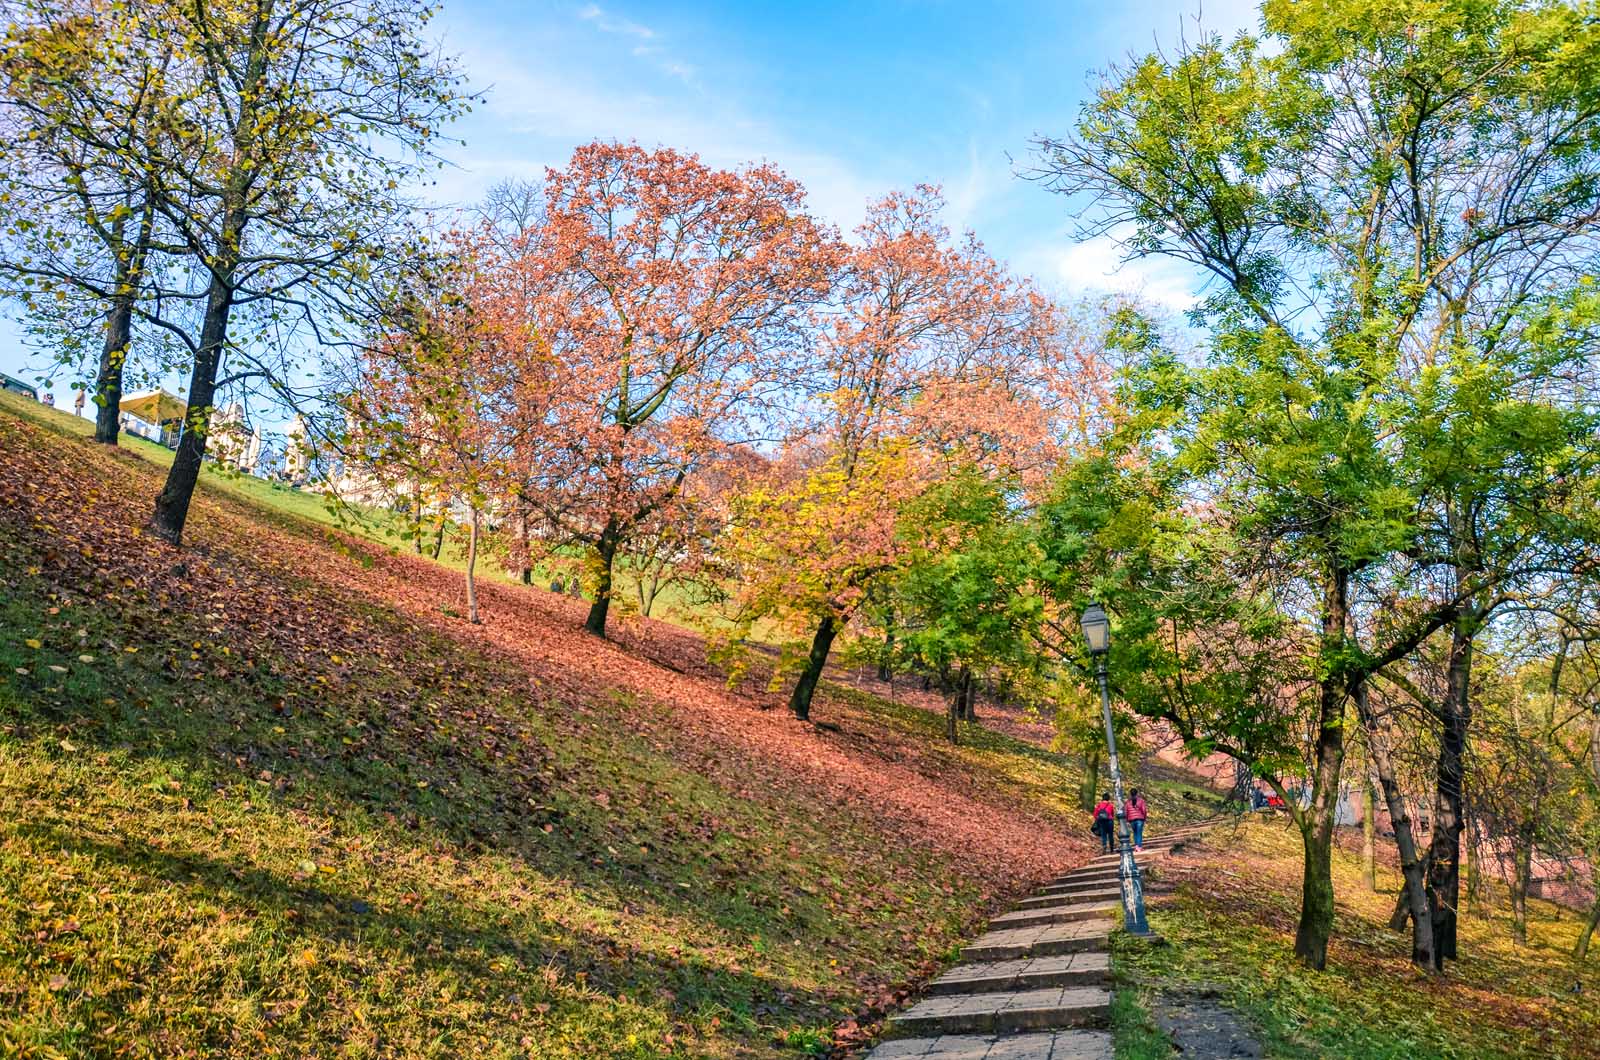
left=347, top=148, right=1110, bottom=680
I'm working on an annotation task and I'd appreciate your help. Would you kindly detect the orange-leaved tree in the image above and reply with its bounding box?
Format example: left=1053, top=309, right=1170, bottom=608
left=492, top=141, right=841, bottom=637
left=346, top=232, right=533, bottom=624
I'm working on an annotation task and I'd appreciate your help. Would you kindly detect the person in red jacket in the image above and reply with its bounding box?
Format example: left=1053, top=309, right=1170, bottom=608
left=1092, top=792, right=1116, bottom=853
left=1127, top=788, right=1148, bottom=851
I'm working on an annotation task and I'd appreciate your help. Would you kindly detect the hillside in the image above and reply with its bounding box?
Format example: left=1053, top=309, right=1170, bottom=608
left=1115, top=819, right=1600, bottom=1060
left=0, top=395, right=1217, bottom=1058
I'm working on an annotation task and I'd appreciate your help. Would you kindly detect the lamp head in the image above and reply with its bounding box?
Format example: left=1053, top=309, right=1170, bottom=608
left=1081, top=601, right=1111, bottom=655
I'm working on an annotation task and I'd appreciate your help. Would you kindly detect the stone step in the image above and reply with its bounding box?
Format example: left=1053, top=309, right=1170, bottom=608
left=1040, top=885, right=1120, bottom=903
left=963, top=921, right=1111, bottom=962
left=1016, top=889, right=1119, bottom=910
left=887, top=985, right=1111, bottom=1036
left=926, top=953, right=1111, bottom=996
left=989, top=902, right=1119, bottom=930
left=865, top=1029, right=1113, bottom=1059
left=1048, top=872, right=1122, bottom=889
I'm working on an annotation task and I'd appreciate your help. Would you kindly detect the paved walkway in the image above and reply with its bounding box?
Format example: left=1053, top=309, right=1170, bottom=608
left=864, top=824, right=1213, bottom=1060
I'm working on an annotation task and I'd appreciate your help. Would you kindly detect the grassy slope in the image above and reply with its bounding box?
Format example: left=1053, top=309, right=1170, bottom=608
left=0, top=393, right=1221, bottom=1059
left=1111, top=817, right=1600, bottom=1060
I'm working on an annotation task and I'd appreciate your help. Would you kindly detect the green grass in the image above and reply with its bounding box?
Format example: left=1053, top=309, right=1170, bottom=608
left=1113, top=819, right=1600, bottom=1060
left=1110, top=984, right=1174, bottom=1060
left=0, top=556, right=967, bottom=1058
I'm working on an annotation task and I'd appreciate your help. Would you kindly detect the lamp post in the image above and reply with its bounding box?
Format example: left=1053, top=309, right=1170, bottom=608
left=1081, top=601, right=1152, bottom=937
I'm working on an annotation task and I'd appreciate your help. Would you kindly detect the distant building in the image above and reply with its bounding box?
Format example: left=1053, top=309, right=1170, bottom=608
left=283, top=415, right=312, bottom=482
left=209, top=403, right=268, bottom=474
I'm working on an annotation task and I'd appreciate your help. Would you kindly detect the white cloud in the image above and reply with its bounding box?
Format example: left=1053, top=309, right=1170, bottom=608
left=441, top=24, right=879, bottom=231
left=942, top=139, right=1003, bottom=235
left=1036, top=227, right=1209, bottom=312
left=577, top=3, right=653, bottom=40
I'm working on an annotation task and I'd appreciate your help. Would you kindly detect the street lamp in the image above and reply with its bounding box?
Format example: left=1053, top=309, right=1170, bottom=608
left=1082, top=601, right=1153, bottom=937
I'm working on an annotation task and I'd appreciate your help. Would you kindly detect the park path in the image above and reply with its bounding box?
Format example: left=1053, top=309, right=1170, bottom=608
left=863, top=823, right=1215, bottom=1059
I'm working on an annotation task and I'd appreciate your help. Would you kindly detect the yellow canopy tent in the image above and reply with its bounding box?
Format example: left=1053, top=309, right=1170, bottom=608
left=119, top=389, right=188, bottom=426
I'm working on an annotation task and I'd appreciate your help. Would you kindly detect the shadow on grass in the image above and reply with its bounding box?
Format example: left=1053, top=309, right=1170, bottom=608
left=10, top=817, right=816, bottom=1021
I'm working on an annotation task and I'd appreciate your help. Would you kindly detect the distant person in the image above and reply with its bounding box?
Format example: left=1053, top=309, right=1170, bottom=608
left=73, top=389, right=85, bottom=417
left=1127, top=788, right=1148, bottom=851
left=1092, top=792, right=1116, bottom=853
left=40, top=391, right=54, bottom=407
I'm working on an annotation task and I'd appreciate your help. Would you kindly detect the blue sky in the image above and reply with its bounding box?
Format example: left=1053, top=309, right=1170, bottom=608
left=1, top=0, right=1258, bottom=404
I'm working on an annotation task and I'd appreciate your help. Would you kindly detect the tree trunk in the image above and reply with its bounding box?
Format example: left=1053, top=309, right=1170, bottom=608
left=1354, top=682, right=1434, bottom=967
left=1363, top=774, right=1378, bottom=893
left=410, top=488, right=424, bottom=554
left=1574, top=893, right=1600, bottom=961
left=1427, top=613, right=1476, bottom=967
left=464, top=507, right=481, bottom=624
left=638, top=564, right=662, bottom=617
left=946, top=685, right=959, bottom=744
left=148, top=5, right=266, bottom=545
left=788, top=614, right=837, bottom=722
left=93, top=297, right=133, bottom=445
left=877, top=626, right=894, bottom=682
left=92, top=195, right=154, bottom=446
left=429, top=514, right=446, bottom=560
left=1510, top=828, right=1533, bottom=945
left=1294, top=567, right=1350, bottom=970
left=583, top=516, right=621, bottom=636
left=1295, top=817, right=1337, bottom=970
left=1079, top=750, right=1100, bottom=812
left=150, top=249, right=238, bottom=545
left=515, top=505, right=531, bottom=585
left=1462, top=815, right=1478, bottom=917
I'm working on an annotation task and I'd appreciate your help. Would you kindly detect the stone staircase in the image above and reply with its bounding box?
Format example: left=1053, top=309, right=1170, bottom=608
left=863, top=824, right=1212, bottom=1059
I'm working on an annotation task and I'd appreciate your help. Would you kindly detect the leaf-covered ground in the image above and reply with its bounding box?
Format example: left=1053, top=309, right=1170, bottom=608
left=0, top=394, right=1205, bottom=1059
left=1112, top=817, right=1600, bottom=1060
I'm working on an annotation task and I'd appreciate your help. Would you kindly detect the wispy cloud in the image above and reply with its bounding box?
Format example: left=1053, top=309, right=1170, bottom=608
left=436, top=25, right=878, bottom=230
left=575, top=3, right=698, bottom=83
left=577, top=3, right=653, bottom=40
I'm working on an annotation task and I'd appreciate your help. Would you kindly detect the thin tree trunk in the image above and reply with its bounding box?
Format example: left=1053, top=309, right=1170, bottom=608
left=151, top=253, right=236, bottom=545
left=1080, top=749, right=1100, bottom=812
left=878, top=625, right=894, bottom=682
left=515, top=505, right=531, bottom=585
left=1462, top=815, right=1478, bottom=917
left=93, top=195, right=155, bottom=446
left=464, top=507, right=480, bottom=624
left=94, top=297, right=133, bottom=445
left=410, top=487, right=424, bottom=555
left=1575, top=892, right=1600, bottom=961
left=1363, top=773, right=1378, bottom=893
left=1295, top=568, right=1350, bottom=970
left=639, top=564, right=662, bottom=617
left=956, top=667, right=975, bottom=722
left=583, top=516, right=621, bottom=636
left=946, top=685, right=959, bottom=744
left=1355, top=682, right=1434, bottom=967
left=430, top=514, right=446, bottom=559
left=788, top=614, right=837, bottom=721
left=1510, top=826, right=1533, bottom=945
left=1427, top=612, right=1476, bottom=967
